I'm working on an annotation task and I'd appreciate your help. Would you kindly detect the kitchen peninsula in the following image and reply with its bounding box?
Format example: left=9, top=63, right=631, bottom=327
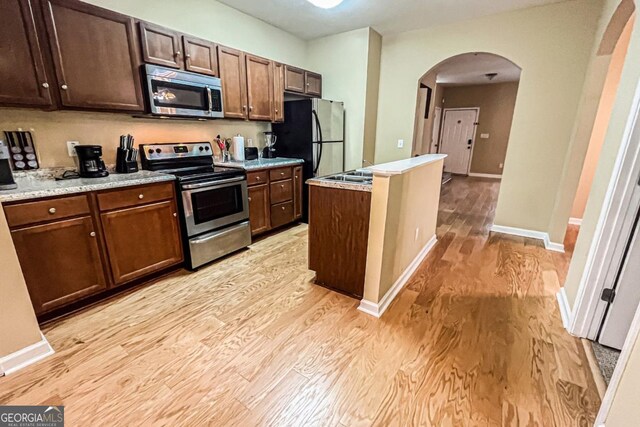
left=308, top=154, right=447, bottom=317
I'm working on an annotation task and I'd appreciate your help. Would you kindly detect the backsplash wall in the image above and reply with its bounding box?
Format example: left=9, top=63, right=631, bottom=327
left=0, top=108, right=271, bottom=169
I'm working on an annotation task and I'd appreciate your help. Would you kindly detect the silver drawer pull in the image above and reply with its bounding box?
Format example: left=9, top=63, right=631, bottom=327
left=48, top=207, right=56, bottom=214
left=90, top=231, right=96, bottom=237
left=138, top=194, right=144, bottom=199
left=61, top=84, right=68, bottom=90
left=173, top=212, right=177, bottom=217
left=280, top=184, right=284, bottom=189
left=280, top=172, right=285, bottom=176
left=281, top=206, right=285, bottom=211
left=42, top=82, right=49, bottom=89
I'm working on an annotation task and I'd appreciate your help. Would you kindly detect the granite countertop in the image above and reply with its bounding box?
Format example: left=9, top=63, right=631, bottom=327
left=0, top=169, right=175, bottom=203
left=307, top=176, right=372, bottom=193
left=214, top=157, right=304, bottom=171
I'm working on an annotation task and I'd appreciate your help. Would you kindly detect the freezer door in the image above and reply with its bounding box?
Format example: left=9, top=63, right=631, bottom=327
left=313, top=141, right=344, bottom=177
left=312, top=99, right=344, bottom=143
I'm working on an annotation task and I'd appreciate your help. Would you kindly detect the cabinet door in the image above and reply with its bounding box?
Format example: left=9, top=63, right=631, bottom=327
left=183, top=35, right=218, bottom=76
left=42, top=0, right=144, bottom=111
left=101, top=200, right=183, bottom=285
left=12, top=216, right=107, bottom=315
left=284, top=65, right=305, bottom=93
left=218, top=46, right=247, bottom=119
left=305, top=71, right=322, bottom=97
left=245, top=54, right=273, bottom=121
left=139, top=21, right=182, bottom=69
left=248, top=184, right=269, bottom=235
left=272, top=62, right=284, bottom=122
left=293, top=165, right=303, bottom=219
left=0, top=0, right=52, bottom=107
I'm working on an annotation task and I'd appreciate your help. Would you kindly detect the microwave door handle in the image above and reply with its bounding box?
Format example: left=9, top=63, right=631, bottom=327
left=206, top=87, right=213, bottom=112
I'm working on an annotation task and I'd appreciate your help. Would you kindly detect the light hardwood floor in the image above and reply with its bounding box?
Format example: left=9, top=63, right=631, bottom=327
left=0, top=176, right=600, bottom=426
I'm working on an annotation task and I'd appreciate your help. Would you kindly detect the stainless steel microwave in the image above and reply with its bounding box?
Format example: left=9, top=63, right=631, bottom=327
left=144, top=64, right=224, bottom=118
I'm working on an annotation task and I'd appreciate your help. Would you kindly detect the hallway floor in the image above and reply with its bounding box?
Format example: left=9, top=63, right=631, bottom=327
left=0, top=176, right=600, bottom=425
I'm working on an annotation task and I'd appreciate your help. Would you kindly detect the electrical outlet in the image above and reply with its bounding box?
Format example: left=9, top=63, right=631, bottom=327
left=480, top=133, right=490, bottom=139
left=397, top=139, right=404, bottom=148
left=499, top=163, right=504, bottom=169
left=67, top=141, right=79, bottom=157
left=415, top=227, right=419, bottom=241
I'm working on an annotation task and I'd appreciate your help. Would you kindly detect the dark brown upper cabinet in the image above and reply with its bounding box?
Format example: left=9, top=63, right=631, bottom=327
left=183, top=35, right=218, bottom=76
left=284, top=65, right=322, bottom=97
left=272, top=62, right=284, bottom=122
left=284, top=65, right=305, bottom=93
left=245, top=54, right=273, bottom=121
left=138, top=21, right=182, bottom=69
left=218, top=46, right=247, bottom=119
left=305, top=72, right=322, bottom=97
left=42, top=0, right=144, bottom=111
left=0, top=0, right=52, bottom=107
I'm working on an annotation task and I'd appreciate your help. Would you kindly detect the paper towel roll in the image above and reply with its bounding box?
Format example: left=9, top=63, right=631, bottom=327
left=232, top=135, right=245, bottom=161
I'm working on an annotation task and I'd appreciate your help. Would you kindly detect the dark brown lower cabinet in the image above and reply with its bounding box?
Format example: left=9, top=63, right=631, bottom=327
left=11, top=216, right=106, bottom=315
left=248, top=184, right=270, bottom=235
left=100, top=200, right=183, bottom=285
left=308, top=185, right=371, bottom=299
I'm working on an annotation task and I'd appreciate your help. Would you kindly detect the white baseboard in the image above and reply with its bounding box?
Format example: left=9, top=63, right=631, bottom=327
left=569, top=217, right=583, bottom=226
left=468, top=173, right=502, bottom=179
left=0, top=333, right=54, bottom=376
left=358, top=235, right=437, bottom=318
left=556, top=287, right=572, bottom=330
left=490, top=224, right=565, bottom=253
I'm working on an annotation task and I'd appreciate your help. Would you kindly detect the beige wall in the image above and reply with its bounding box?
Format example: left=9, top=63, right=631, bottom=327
left=0, top=209, right=42, bottom=358
left=442, top=82, right=519, bottom=175
left=0, top=110, right=271, bottom=168
left=412, top=72, right=441, bottom=156
left=307, top=28, right=376, bottom=170
left=373, top=0, right=602, bottom=236
left=571, top=16, right=634, bottom=220
left=363, top=29, right=382, bottom=166
left=363, top=159, right=442, bottom=303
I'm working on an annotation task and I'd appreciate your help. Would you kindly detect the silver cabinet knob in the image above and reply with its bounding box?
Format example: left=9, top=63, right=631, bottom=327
left=281, top=206, right=285, bottom=211
left=280, top=172, right=285, bottom=176
left=61, top=84, right=68, bottom=90
left=48, top=207, right=56, bottom=214
left=173, top=212, right=177, bottom=217
left=280, top=184, right=284, bottom=189
left=185, top=53, right=191, bottom=59
left=242, top=105, right=247, bottom=111
left=90, top=231, right=96, bottom=237
left=138, top=194, right=144, bottom=199
left=42, top=82, right=49, bottom=89
left=175, top=51, right=181, bottom=57
left=248, top=197, right=252, bottom=202
left=256, top=176, right=260, bottom=180
left=249, top=106, right=253, bottom=112
left=275, top=108, right=279, bottom=113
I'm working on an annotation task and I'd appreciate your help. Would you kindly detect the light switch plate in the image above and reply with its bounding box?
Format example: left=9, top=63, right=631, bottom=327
left=67, top=141, right=79, bottom=157
left=480, top=133, right=490, bottom=139
left=397, top=139, right=404, bottom=148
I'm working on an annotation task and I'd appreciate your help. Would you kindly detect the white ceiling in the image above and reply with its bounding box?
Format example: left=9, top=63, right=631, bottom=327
left=430, top=53, right=521, bottom=86
left=217, top=0, right=568, bottom=40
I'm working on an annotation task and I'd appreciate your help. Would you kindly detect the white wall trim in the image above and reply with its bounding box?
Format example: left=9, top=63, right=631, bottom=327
left=0, top=333, right=54, bottom=376
left=358, top=235, right=437, bottom=318
left=569, top=217, right=583, bottom=226
left=468, top=172, right=502, bottom=179
left=490, top=224, right=565, bottom=253
left=556, top=287, right=572, bottom=330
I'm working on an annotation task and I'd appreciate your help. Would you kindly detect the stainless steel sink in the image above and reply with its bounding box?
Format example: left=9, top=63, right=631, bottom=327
left=324, top=175, right=371, bottom=183
left=344, top=169, right=374, bottom=178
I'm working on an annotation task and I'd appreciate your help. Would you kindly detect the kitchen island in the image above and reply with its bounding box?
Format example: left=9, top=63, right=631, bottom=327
left=308, top=154, right=446, bottom=317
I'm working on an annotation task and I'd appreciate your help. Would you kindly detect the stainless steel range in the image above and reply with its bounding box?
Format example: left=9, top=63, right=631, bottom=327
left=140, top=142, right=251, bottom=269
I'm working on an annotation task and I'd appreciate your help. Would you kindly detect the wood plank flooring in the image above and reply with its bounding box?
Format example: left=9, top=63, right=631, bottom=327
left=0, top=176, right=600, bottom=426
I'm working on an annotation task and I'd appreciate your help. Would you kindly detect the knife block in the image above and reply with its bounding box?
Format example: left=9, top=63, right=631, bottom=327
left=115, top=148, right=139, bottom=173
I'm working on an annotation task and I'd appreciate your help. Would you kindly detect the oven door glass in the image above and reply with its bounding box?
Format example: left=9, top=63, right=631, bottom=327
left=150, top=79, right=209, bottom=113
left=182, top=180, right=249, bottom=236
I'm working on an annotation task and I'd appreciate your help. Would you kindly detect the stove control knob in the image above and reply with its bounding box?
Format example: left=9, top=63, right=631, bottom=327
left=155, top=148, right=162, bottom=154
left=199, top=146, right=204, bottom=151
left=148, top=149, right=154, bottom=155
left=205, top=146, right=210, bottom=151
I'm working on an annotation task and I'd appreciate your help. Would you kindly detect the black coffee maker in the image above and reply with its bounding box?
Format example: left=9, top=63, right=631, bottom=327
left=75, top=145, right=109, bottom=178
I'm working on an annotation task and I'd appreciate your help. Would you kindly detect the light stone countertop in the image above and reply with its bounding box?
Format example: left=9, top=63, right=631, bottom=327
left=306, top=178, right=372, bottom=193
left=214, top=157, right=304, bottom=171
left=366, top=154, right=447, bottom=177
left=0, top=169, right=175, bottom=203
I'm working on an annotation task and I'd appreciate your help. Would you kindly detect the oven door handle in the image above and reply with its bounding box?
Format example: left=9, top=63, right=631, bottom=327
left=182, top=176, right=245, bottom=190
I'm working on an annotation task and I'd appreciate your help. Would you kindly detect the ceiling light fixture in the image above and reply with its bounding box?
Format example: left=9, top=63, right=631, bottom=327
left=307, top=0, right=344, bottom=9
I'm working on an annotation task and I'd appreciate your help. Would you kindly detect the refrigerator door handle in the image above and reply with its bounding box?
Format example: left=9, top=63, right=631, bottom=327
left=312, top=110, right=323, bottom=175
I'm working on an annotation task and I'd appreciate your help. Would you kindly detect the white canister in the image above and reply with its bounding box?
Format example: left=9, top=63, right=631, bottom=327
left=232, top=134, right=245, bottom=161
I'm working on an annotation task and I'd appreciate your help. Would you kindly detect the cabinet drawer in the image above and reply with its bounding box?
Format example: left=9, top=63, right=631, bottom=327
left=271, top=201, right=294, bottom=228
left=270, top=179, right=293, bottom=204
left=4, top=195, right=90, bottom=228
left=247, top=170, right=269, bottom=186
left=98, top=182, right=174, bottom=211
left=269, top=167, right=292, bottom=182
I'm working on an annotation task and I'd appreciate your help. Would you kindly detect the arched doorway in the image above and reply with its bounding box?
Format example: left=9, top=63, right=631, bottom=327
left=412, top=53, right=521, bottom=181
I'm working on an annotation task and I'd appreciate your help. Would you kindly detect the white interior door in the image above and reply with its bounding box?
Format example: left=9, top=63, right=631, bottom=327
left=439, top=109, right=477, bottom=174
left=599, top=214, right=640, bottom=349
left=430, top=106, right=442, bottom=154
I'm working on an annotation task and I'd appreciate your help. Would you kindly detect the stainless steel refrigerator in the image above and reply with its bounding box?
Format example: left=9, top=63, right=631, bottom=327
left=272, top=98, right=345, bottom=221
